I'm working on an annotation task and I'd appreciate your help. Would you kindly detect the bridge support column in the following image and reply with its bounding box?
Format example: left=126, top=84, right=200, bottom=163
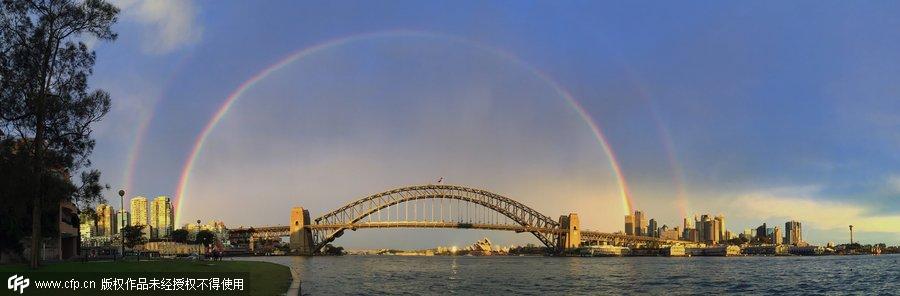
left=557, top=213, right=581, bottom=252
left=290, top=207, right=314, bottom=255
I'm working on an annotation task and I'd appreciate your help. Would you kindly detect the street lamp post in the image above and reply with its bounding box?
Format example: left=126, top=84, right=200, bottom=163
left=118, top=189, right=125, bottom=259
left=196, top=219, right=201, bottom=260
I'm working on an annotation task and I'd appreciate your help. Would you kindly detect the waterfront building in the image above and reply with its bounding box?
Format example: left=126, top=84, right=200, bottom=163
left=624, top=214, right=635, bottom=235
left=687, top=245, right=741, bottom=256
left=660, top=227, right=681, bottom=240
left=150, top=196, right=175, bottom=239
left=96, top=204, right=117, bottom=236
left=785, top=220, right=802, bottom=245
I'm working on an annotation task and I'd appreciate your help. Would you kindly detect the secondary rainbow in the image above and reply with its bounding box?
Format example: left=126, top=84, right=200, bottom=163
left=173, top=30, right=635, bottom=226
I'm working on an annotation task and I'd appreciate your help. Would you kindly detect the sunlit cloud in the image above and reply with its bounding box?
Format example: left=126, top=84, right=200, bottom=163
left=113, top=0, right=202, bottom=54
left=731, top=186, right=900, bottom=233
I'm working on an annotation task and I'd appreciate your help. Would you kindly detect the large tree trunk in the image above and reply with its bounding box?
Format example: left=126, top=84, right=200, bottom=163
left=30, top=78, right=48, bottom=270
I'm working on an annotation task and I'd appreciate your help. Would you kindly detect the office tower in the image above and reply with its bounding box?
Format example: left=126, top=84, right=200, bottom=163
left=698, top=215, right=710, bottom=242
left=131, top=196, right=148, bottom=226
left=773, top=226, right=782, bottom=245
left=96, top=204, right=117, bottom=236
left=648, top=219, right=658, bottom=237
left=683, top=218, right=692, bottom=231
left=785, top=221, right=802, bottom=245
left=634, top=211, right=647, bottom=236
left=703, top=219, right=719, bottom=245
left=624, top=214, right=635, bottom=235
left=715, top=214, right=726, bottom=242
left=756, top=223, right=767, bottom=242
left=150, top=196, right=174, bottom=239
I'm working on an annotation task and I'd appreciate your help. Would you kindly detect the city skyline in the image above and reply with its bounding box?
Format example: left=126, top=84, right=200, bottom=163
left=81, top=1, right=899, bottom=247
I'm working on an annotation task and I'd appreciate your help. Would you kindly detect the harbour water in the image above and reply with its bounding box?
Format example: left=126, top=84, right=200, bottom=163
left=238, top=254, right=899, bottom=295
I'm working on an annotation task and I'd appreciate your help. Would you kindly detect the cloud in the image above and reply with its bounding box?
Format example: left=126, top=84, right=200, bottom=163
left=731, top=186, right=900, bottom=233
left=113, top=0, right=202, bottom=54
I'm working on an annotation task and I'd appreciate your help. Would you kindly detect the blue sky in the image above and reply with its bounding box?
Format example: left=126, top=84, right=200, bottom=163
left=87, top=1, right=900, bottom=247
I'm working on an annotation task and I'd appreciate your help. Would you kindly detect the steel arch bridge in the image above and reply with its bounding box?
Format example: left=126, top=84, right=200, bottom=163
left=236, top=184, right=697, bottom=255
left=304, top=185, right=564, bottom=253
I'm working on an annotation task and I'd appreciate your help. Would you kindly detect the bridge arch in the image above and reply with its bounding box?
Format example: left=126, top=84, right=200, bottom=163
left=299, top=185, right=563, bottom=253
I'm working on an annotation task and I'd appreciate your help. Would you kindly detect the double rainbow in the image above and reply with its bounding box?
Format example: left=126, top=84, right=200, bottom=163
left=170, top=30, right=636, bottom=226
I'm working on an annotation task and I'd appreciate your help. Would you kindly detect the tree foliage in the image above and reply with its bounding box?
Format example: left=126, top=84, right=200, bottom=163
left=170, top=229, right=189, bottom=244
left=195, top=230, right=216, bottom=247
left=121, top=224, right=146, bottom=249
left=0, top=0, right=118, bottom=268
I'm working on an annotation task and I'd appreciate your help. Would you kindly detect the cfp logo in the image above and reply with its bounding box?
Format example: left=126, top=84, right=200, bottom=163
left=7, top=274, right=29, bottom=294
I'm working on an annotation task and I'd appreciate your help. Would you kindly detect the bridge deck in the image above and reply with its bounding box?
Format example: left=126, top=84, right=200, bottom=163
left=235, top=223, right=697, bottom=245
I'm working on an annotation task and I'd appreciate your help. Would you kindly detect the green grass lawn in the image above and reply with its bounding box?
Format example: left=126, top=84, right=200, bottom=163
left=0, top=260, right=292, bottom=295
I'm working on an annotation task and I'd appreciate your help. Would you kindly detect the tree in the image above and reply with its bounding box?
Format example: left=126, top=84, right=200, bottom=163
left=0, top=0, right=119, bottom=268
left=171, top=229, right=189, bottom=243
left=121, top=225, right=146, bottom=249
left=195, top=230, right=216, bottom=247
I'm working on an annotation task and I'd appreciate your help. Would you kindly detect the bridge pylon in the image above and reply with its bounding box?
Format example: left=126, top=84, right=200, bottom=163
left=557, top=213, right=581, bottom=252
left=290, top=207, right=314, bottom=255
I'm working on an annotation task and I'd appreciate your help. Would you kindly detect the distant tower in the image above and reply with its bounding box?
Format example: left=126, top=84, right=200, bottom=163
left=624, top=214, right=635, bottom=235
left=849, top=225, right=854, bottom=244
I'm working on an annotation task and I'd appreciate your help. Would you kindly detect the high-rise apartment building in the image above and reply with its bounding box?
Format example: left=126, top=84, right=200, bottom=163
left=150, top=196, right=174, bottom=239
left=785, top=220, right=802, bottom=245
left=96, top=204, right=117, bottom=236
left=130, top=196, right=148, bottom=227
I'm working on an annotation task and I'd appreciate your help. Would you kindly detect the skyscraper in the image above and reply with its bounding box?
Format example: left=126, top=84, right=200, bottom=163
left=756, top=223, right=767, bottom=242
left=714, top=214, right=726, bottom=242
left=785, top=220, right=802, bottom=245
left=130, top=196, right=148, bottom=227
left=96, top=204, right=117, bottom=236
left=624, top=214, right=635, bottom=235
left=698, top=214, right=710, bottom=242
left=772, top=226, right=782, bottom=245
left=634, top=211, right=647, bottom=236
left=150, top=196, right=174, bottom=239
left=648, top=218, right=658, bottom=237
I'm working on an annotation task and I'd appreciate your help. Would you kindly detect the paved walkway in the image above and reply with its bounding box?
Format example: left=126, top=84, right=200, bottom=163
left=285, top=266, right=301, bottom=296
